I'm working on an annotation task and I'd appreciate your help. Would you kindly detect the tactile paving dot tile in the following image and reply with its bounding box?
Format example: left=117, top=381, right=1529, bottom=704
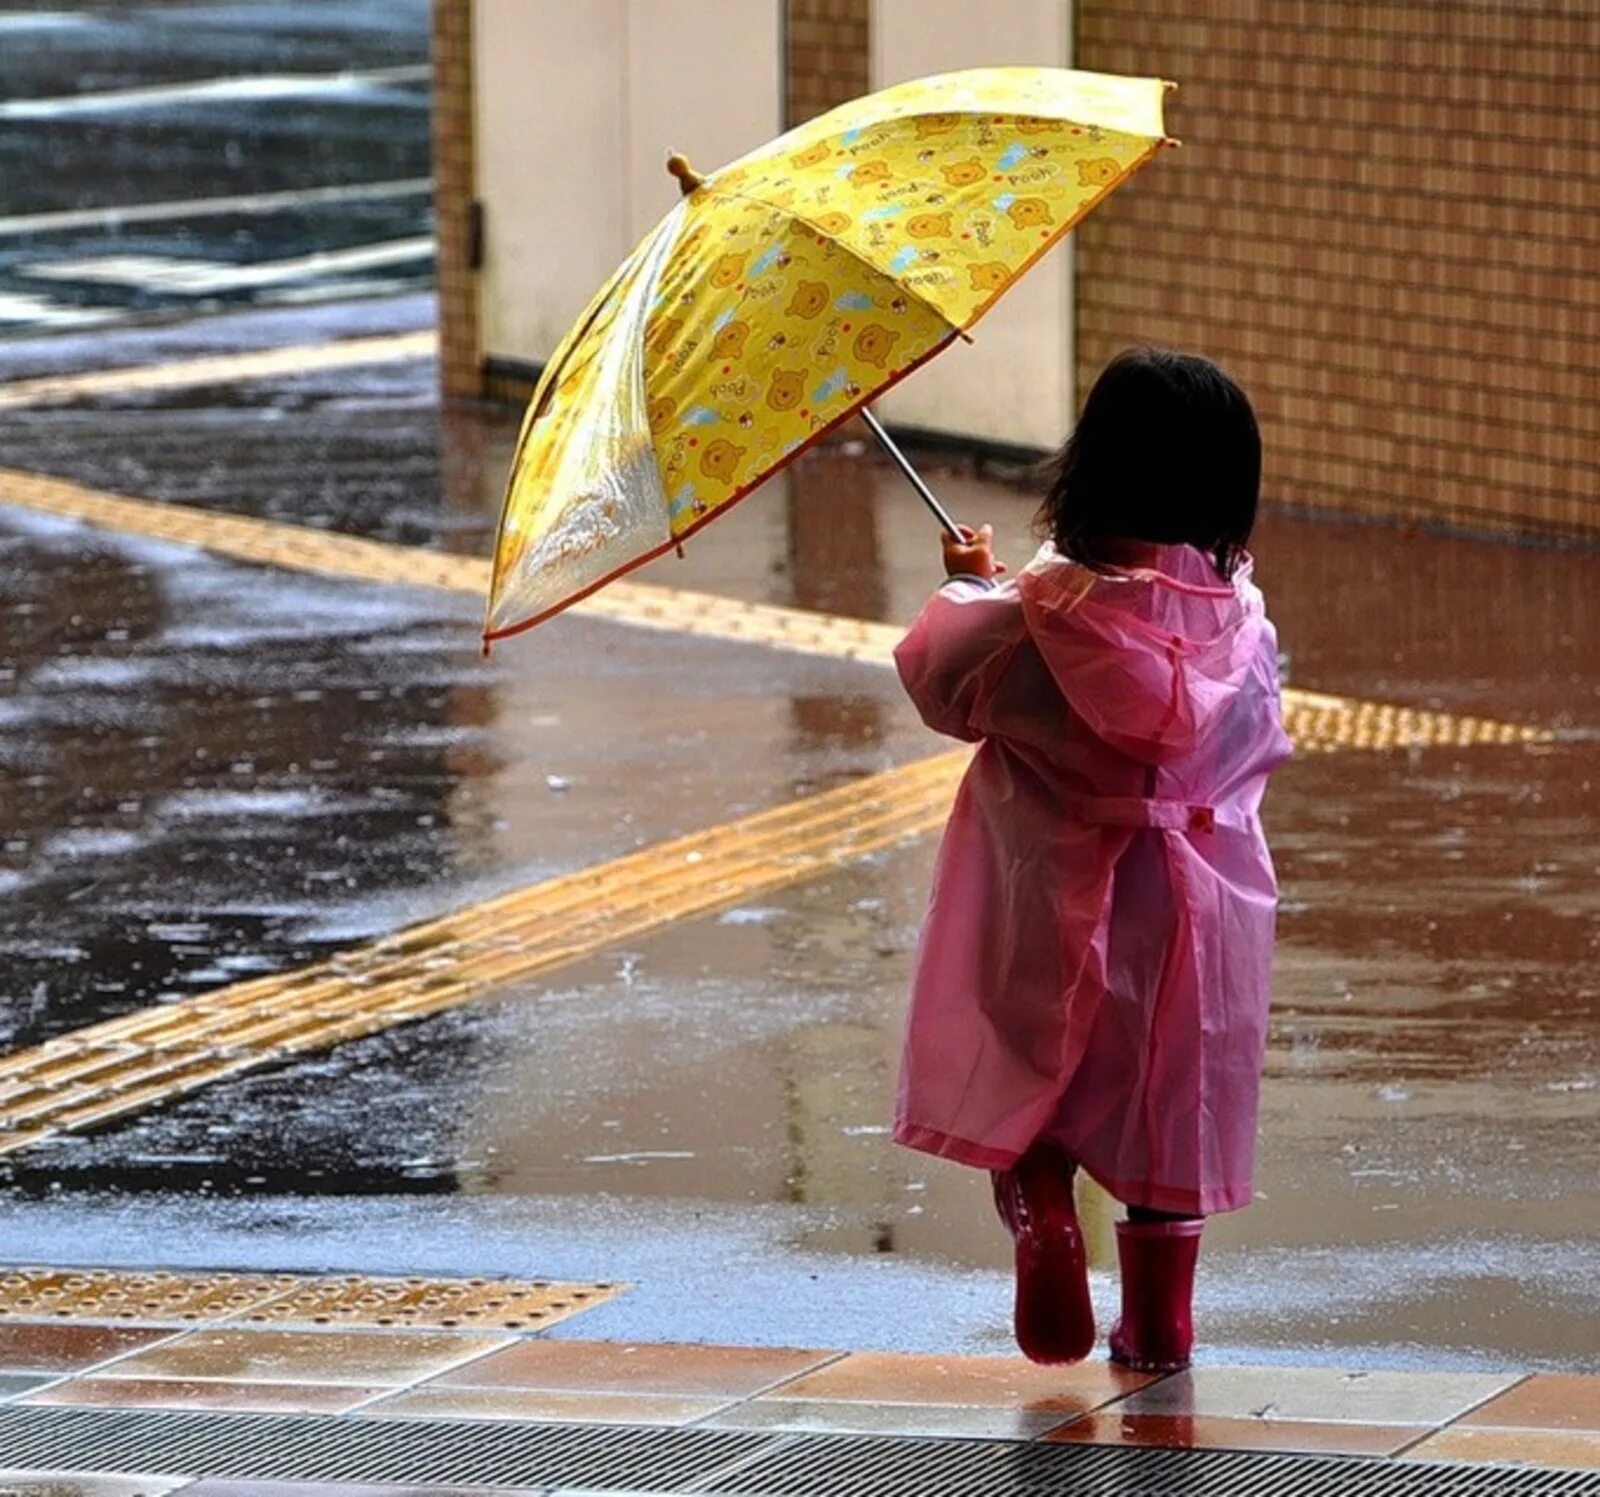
left=0, top=1268, right=623, bottom=1333
left=238, top=1274, right=625, bottom=1331
left=0, top=1268, right=298, bottom=1324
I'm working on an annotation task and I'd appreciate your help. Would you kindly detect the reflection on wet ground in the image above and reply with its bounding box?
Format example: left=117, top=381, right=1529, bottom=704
left=1, top=296, right=1595, bottom=1368
left=0, top=505, right=921, bottom=1045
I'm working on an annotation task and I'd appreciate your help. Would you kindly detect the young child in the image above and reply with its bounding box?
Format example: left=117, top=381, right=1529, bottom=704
left=893, top=347, right=1292, bottom=1371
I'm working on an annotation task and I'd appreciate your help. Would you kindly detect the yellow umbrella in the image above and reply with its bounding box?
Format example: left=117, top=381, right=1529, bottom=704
left=485, top=66, right=1175, bottom=646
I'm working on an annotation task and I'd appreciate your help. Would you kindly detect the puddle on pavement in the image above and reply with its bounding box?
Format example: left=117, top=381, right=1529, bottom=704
left=0, top=504, right=920, bottom=1045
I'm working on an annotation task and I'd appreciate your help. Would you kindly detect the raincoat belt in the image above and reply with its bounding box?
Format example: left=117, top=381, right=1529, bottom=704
left=1066, top=797, right=1256, bottom=835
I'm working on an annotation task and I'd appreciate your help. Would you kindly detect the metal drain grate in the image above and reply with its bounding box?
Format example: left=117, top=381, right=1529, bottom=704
left=0, top=1407, right=1596, bottom=1495
left=0, top=1406, right=767, bottom=1489
left=691, top=1432, right=1600, bottom=1496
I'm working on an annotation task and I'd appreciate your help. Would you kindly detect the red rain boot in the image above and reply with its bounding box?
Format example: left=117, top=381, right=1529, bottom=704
left=1108, top=1216, right=1204, bottom=1373
left=991, top=1144, right=1095, bottom=1365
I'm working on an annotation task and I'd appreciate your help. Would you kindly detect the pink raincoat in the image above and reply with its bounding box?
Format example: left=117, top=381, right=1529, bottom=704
left=893, top=543, right=1292, bottom=1216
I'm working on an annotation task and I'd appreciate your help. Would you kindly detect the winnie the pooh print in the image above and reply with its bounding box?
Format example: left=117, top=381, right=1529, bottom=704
left=853, top=324, right=900, bottom=369
left=941, top=158, right=986, bottom=188
left=710, top=253, right=745, bottom=288
left=767, top=371, right=806, bottom=412
left=699, top=438, right=745, bottom=484
left=786, top=280, right=830, bottom=319
left=712, top=321, right=749, bottom=359
left=1077, top=157, right=1122, bottom=188
left=1006, top=197, right=1054, bottom=229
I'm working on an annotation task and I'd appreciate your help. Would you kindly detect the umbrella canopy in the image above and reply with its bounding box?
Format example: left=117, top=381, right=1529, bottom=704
left=485, top=66, right=1173, bottom=645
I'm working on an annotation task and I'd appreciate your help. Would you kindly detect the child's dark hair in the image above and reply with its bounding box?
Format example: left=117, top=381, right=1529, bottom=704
left=1036, top=346, right=1260, bottom=578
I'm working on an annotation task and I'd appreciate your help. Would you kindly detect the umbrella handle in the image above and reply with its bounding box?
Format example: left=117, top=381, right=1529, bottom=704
left=858, top=407, right=965, bottom=542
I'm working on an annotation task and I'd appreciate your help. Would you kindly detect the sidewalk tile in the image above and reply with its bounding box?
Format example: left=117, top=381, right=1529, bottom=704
left=365, top=1385, right=731, bottom=1425
left=1047, top=1410, right=1415, bottom=1456
left=767, top=1351, right=1150, bottom=1412
left=1114, top=1365, right=1517, bottom=1426
left=95, top=1328, right=510, bottom=1387
left=23, top=1374, right=387, bottom=1414
left=0, top=1322, right=176, bottom=1373
left=0, top=1475, right=188, bottom=1496
left=702, top=1396, right=1072, bottom=1441
left=427, top=1340, right=835, bottom=1398
left=1403, top=1426, right=1600, bottom=1470
left=1459, top=1374, right=1600, bottom=1432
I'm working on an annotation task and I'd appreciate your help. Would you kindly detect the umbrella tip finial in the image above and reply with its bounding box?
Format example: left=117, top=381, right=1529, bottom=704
left=666, top=153, right=705, bottom=196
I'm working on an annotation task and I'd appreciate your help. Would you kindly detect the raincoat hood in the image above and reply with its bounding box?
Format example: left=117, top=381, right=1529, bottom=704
left=1015, top=543, right=1265, bottom=764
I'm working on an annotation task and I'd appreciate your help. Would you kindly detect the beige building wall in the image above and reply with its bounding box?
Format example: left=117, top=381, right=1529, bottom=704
left=473, top=0, right=783, bottom=374
left=870, top=0, right=1077, bottom=453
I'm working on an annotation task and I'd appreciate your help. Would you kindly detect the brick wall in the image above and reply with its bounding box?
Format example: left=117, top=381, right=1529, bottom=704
left=1074, top=3, right=1600, bottom=542
left=786, top=0, right=871, bottom=127
left=432, top=0, right=481, bottom=401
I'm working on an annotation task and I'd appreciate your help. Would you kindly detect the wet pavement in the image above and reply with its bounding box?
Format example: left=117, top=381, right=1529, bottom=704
left=2, top=314, right=1597, bottom=1369
left=0, top=0, right=430, bottom=333
left=2, top=0, right=1599, bottom=1388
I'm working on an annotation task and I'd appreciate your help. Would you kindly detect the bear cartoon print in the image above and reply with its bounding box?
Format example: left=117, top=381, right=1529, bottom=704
left=853, top=324, right=900, bottom=369
left=709, top=253, right=745, bottom=288
left=1077, top=157, right=1122, bottom=188
left=767, top=370, right=806, bottom=412
left=941, top=158, right=986, bottom=188
left=786, top=280, right=830, bottom=319
left=712, top=321, right=750, bottom=359
left=1006, top=197, right=1054, bottom=229
left=699, top=438, right=745, bottom=485
left=968, top=262, right=1011, bottom=294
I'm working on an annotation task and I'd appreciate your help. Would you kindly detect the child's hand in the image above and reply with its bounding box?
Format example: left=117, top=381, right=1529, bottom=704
left=942, top=523, right=1007, bottom=581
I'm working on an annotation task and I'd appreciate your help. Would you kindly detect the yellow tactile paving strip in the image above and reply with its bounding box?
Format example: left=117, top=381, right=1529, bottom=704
left=0, top=1267, right=621, bottom=1331
left=0, top=466, right=903, bottom=665
left=1279, top=688, right=1546, bottom=753
left=0, top=753, right=971, bottom=1158
left=0, top=465, right=1554, bottom=746
left=0, top=332, right=438, bottom=412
